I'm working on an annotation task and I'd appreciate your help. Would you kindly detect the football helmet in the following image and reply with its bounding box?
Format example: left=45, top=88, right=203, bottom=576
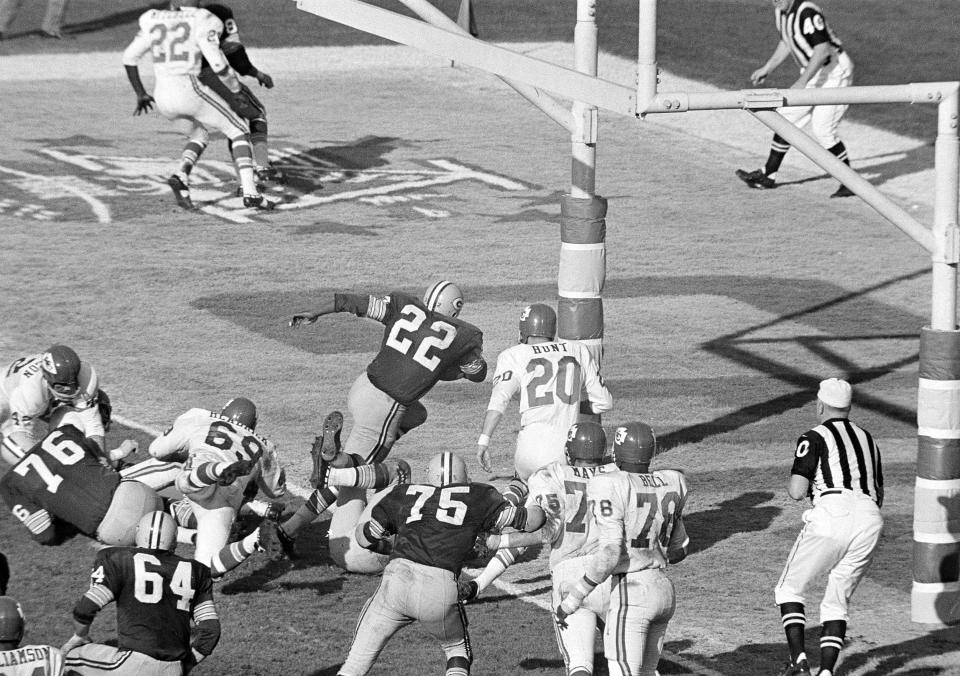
left=518, top=303, right=557, bottom=343
left=427, top=452, right=468, bottom=487
left=612, top=422, right=657, bottom=472
left=135, top=511, right=177, bottom=552
left=41, top=345, right=82, bottom=401
left=0, top=596, right=25, bottom=645
left=423, top=281, right=464, bottom=318
left=564, top=422, right=607, bottom=465
left=221, top=397, right=258, bottom=431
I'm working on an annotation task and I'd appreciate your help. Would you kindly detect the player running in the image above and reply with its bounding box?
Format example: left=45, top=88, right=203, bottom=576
left=485, top=421, right=618, bottom=676
left=61, top=511, right=222, bottom=675
left=557, top=422, right=689, bottom=676
left=277, top=281, right=487, bottom=566
left=121, top=0, right=273, bottom=211
left=337, top=452, right=541, bottom=676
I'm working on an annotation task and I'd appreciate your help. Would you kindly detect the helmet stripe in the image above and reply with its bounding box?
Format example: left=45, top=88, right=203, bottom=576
left=426, top=281, right=452, bottom=312
left=149, top=511, right=163, bottom=549
left=441, top=452, right=451, bottom=486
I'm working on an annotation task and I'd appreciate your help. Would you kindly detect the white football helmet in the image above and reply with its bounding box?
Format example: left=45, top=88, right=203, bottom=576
left=423, top=281, right=464, bottom=318
left=427, top=452, right=468, bottom=487
left=135, top=511, right=177, bottom=552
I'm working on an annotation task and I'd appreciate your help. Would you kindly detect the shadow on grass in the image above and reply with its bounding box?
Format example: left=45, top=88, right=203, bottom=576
left=685, top=490, right=780, bottom=555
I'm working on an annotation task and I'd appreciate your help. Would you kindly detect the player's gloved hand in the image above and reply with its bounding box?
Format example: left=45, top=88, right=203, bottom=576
left=217, top=458, right=257, bottom=486
left=61, top=632, right=91, bottom=655
left=134, top=94, right=155, bottom=116
left=476, top=443, right=493, bottom=473
left=289, top=312, right=320, bottom=327
left=255, top=70, right=274, bottom=89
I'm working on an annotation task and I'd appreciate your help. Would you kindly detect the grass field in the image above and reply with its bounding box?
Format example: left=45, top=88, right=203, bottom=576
left=1, top=0, right=960, bottom=674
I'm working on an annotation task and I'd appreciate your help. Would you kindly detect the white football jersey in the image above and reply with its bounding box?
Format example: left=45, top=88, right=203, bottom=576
left=122, top=7, right=227, bottom=78
left=486, top=340, right=613, bottom=431
left=527, top=460, right=619, bottom=570
left=589, top=469, right=689, bottom=574
left=148, top=408, right=284, bottom=496
left=0, top=353, right=100, bottom=444
left=0, top=644, right=64, bottom=675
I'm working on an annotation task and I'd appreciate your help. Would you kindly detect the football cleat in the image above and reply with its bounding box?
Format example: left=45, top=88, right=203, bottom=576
left=254, top=523, right=284, bottom=558
left=242, top=193, right=276, bottom=210
left=735, top=168, right=776, bottom=190
left=256, top=165, right=287, bottom=185
left=780, top=659, right=812, bottom=676
left=263, top=501, right=285, bottom=522
left=318, top=411, right=343, bottom=462
left=217, top=459, right=256, bottom=486
left=393, top=459, right=412, bottom=485
left=457, top=578, right=480, bottom=604
left=275, top=522, right=300, bottom=560
left=166, top=174, right=196, bottom=210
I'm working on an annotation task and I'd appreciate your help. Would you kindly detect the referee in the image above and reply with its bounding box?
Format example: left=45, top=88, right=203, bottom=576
left=774, top=378, right=884, bottom=676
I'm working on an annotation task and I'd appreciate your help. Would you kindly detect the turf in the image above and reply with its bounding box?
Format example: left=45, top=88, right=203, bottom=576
left=0, top=0, right=957, bottom=139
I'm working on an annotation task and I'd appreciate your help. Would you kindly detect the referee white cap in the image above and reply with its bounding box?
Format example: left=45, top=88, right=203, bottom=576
left=818, top=378, right=852, bottom=408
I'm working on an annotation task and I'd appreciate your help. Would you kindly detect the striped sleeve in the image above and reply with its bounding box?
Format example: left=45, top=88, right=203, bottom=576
left=193, top=600, right=219, bottom=623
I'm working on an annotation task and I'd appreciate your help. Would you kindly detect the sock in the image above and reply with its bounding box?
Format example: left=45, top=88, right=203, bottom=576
left=176, top=527, right=196, bottom=546
left=779, top=602, right=807, bottom=663
left=281, top=487, right=339, bottom=536
left=473, top=547, right=523, bottom=593
left=178, top=138, right=207, bottom=181
left=211, top=528, right=260, bottom=576
left=765, top=134, right=790, bottom=177
left=503, top=478, right=528, bottom=506
left=819, top=620, right=846, bottom=674
left=230, top=136, right=258, bottom=196
left=827, top=141, right=850, bottom=165
left=250, top=118, right=270, bottom=169
left=328, top=464, right=391, bottom=489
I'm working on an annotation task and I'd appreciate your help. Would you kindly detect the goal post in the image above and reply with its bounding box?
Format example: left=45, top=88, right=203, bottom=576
left=296, top=0, right=960, bottom=624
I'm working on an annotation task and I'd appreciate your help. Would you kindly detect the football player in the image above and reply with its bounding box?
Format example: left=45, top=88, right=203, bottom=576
left=198, top=3, right=283, bottom=185
left=147, top=397, right=287, bottom=576
left=0, top=344, right=111, bottom=467
left=0, top=417, right=165, bottom=548
left=468, top=303, right=613, bottom=599
left=122, top=0, right=273, bottom=211
left=61, top=511, right=221, bottom=675
left=557, top=422, right=689, bottom=676
left=484, top=421, right=617, bottom=676
left=0, top=596, right=64, bottom=676
left=338, top=452, right=541, bottom=676
left=278, top=281, right=487, bottom=567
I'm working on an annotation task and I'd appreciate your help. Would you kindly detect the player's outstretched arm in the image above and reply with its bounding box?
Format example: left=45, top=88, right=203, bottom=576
left=289, top=298, right=338, bottom=327
left=751, top=39, right=791, bottom=86
left=476, top=409, right=503, bottom=472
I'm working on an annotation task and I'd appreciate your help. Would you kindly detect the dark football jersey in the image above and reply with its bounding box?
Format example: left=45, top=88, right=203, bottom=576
left=371, top=482, right=510, bottom=574
left=365, top=291, right=484, bottom=405
left=90, top=547, right=215, bottom=661
left=198, top=3, right=254, bottom=76
left=0, top=426, right=119, bottom=537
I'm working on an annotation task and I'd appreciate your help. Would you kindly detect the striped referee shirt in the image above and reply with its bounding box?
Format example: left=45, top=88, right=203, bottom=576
left=774, top=0, right=843, bottom=70
left=791, top=417, right=883, bottom=506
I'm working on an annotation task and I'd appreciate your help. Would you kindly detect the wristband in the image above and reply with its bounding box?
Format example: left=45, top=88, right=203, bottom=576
left=477, top=434, right=491, bottom=447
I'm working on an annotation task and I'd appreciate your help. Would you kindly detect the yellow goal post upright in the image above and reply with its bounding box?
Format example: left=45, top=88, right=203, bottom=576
left=295, top=0, right=960, bottom=624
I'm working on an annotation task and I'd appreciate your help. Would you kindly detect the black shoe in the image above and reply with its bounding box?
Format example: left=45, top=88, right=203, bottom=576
left=830, top=184, right=855, bottom=198
left=167, top=174, right=195, bottom=210
left=736, top=168, right=776, bottom=189
left=781, top=659, right=812, bottom=676
left=242, top=194, right=276, bottom=210
left=393, top=459, right=411, bottom=485
left=457, top=578, right=479, bottom=604
left=275, top=522, right=300, bottom=559
left=263, top=501, right=285, bottom=522
left=256, top=166, right=287, bottom=185
left=310, top=411, right=343, bottom=488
